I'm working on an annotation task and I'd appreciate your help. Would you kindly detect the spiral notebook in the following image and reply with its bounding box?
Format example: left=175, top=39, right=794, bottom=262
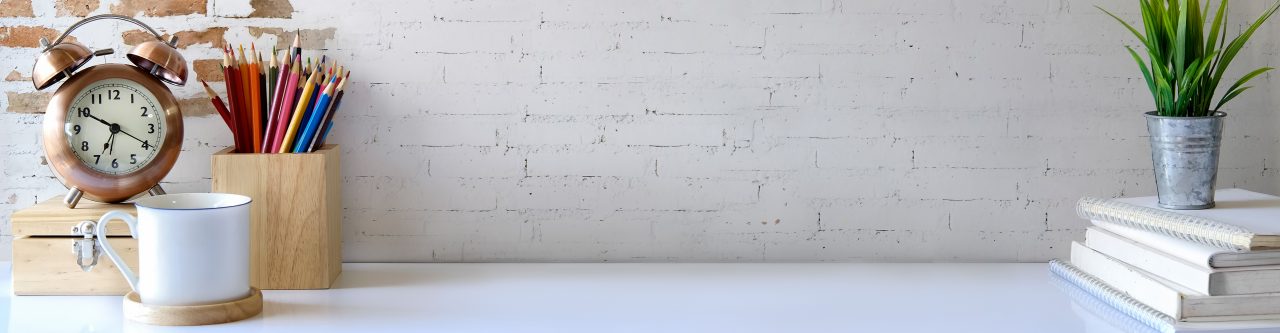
left=1077, top=189, right=1280, bottom=252
left=1051, top=259, right=1280, bottom=332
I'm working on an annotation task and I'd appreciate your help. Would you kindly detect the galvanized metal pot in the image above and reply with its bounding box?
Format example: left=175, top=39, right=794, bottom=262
left=1144, top=111, right=1225, bottom=210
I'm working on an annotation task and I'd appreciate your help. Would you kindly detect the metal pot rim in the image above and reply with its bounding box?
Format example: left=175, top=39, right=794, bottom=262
left=1143, top=111, right=1227, bottom=119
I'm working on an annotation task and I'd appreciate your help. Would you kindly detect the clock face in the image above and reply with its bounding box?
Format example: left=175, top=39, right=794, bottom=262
left=64, top=78, right=165, bottom=175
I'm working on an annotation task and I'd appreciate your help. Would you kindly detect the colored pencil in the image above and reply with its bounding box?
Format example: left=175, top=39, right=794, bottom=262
left=263, top=51, right=286, bottom=152
left=219, top=49, right=240, bottom=152
left=291, top=31, right=301, bottom=59
left=294, top=76, right=336, bottom=153
left=226, top=45, right=250, bottom=153
left=308, top=71, right=348, bottom=152
left=278, top=63, right=319, bottom=153
left=248, top=46, right=262, bottom=152
left=199, top=80, right=235, bottom=134
left=264, top=52, right=290, bottom=152
left=270, top=55, right=303, bottom=152
left=312, top=72, right=349, bottom=150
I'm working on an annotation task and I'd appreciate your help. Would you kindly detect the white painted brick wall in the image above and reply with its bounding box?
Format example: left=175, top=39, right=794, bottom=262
left=2, top=0, right=1280, bottom=262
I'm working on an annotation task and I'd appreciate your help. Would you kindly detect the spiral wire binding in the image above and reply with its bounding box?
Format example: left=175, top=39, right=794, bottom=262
left=1077, top=197, right=1253, bottom=252
left=1050, top=273, right=1165, bottom=333
left=1049, top=259, right=1175, bottom=333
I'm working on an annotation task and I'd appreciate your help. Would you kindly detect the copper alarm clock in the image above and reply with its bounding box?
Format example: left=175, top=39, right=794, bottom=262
left=32, top=15, right=186, bottom=208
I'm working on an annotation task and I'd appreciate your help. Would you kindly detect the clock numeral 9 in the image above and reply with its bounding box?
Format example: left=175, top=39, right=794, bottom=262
left=140, top=106, right=148, bottom=117
left=72, top=125, right=80, bottom=134
left=77, top=107, right=90, bottom=117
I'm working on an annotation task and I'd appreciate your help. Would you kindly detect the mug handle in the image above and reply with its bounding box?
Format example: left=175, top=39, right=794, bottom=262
left=96, top=210, right=140, bottom=292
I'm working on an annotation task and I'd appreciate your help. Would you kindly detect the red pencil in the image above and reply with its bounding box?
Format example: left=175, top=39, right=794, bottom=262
left=270, top=54, right=303, bottom=153
left=221, top=46, right=244, bottom=152
left=263, top=51, right=291, bottom=153
left=199, top=80, right=235, bottom=131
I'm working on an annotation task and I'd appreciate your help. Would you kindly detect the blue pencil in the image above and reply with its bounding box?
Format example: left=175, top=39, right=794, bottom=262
left=294, top=77, right=336, bottom=153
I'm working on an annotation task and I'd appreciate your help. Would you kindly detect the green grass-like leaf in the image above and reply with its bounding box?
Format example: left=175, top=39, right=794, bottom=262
left=1101, top=0, right=1280, bottom=117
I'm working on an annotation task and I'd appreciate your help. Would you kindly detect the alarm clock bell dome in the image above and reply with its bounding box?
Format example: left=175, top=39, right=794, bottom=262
left=127, top=40, right=188, bottom=86
left=31, top=41, right=93, bottom=90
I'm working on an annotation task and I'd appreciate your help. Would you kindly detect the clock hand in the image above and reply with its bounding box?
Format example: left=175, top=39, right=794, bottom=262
left=116, top=128, right=153, bottom=150
left=85, top=113, right=113, bottom=128
left=109, top=132, right=116, bottom=155
left=100, top=132, right=114, bottom=155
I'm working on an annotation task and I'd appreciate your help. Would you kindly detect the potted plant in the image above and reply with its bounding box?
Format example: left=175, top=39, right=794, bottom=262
left=1100, top=0, right=1280, bottom=209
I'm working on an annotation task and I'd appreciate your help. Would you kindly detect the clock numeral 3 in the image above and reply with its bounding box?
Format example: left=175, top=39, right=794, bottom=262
left=148, top=124, right=155, bottom=134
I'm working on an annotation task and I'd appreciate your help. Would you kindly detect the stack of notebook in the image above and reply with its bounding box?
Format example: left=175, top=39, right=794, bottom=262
left=1052, top=189, right=1280, bottom=332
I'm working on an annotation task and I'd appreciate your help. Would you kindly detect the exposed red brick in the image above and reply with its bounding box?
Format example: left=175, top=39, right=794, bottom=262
left=0, top=0, right=35, bottom=17
left=0, top=26, right=61, bottom=47
left=5, top=69, right=26, bottom=81
left=5, top=91, right=49, bottom=113
left=248, top=27, right=335, bottom=50
left=55, top=0, right=98, bottom=17
left=110, top=0, right=206, bottom=16
left=178, top=97, right=216, bottom=117
left=122, top=27, right=227, bottom=49
left=193, top=59, right=224, bottom=82
left=249, top=0, right=292, bottom=18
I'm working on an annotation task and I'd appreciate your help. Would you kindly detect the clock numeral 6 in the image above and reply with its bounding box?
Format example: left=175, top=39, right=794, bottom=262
left=80, top=141, right=88, bottom=151
left=111, top=159, right=119, bottom=169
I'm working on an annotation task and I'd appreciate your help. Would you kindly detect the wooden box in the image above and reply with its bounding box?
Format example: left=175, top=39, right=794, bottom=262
left=11, top=197, right=139, bottom=295
left=211, top=144, right=341, bottom=289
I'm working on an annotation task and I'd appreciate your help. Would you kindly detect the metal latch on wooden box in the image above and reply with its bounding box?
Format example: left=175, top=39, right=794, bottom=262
left=70, top=220, right=101, bottom=272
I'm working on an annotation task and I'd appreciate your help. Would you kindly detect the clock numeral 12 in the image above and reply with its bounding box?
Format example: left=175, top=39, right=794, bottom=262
left=108, top=90, right=120, bottom=100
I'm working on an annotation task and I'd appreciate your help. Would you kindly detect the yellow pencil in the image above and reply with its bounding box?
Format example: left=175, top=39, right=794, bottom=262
left=277, top=63, right=320, bottom=153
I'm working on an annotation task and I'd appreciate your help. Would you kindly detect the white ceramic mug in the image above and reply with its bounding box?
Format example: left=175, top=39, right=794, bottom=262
left=96, top=193, right=252, bottom=306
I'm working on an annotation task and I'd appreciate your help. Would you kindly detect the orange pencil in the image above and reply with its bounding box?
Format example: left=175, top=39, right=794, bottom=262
left=248, top=45, right=262, bottom=152
left=278, top=62, right=319, bottom=153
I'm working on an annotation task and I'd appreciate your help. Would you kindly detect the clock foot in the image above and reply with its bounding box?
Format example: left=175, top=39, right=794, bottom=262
left=64, top=187, right=83, bottom=208
left=148, top=184, right=166, bottom=196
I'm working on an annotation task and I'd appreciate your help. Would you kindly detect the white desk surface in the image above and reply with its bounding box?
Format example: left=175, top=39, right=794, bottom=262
left=2, top=262, right=1275, bottom=333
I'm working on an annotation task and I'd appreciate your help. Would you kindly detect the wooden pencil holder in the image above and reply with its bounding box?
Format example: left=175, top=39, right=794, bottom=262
left=211, top=144, right=342, bottom=289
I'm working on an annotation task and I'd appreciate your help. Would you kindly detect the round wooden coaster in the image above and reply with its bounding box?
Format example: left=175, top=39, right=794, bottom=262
left=123, top=287, right=263, bottom=326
